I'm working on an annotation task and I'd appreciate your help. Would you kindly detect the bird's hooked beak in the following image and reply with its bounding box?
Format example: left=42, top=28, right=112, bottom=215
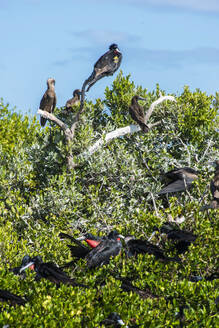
left=138, top=96, right=147, bottom=101
left=147, top=230, right=159, bottom=241
left=118, top=234, right=125, bottom=239
left=76, top=236, right=86, bottom=241
left=19, top=261, right=35, bottom=273
left=117, top=319, right=125, bottom=325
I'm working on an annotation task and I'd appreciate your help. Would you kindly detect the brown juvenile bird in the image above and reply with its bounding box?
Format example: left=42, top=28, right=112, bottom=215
left=210, top=160, right=219, bottom=209
left=129, top=95, right=149, bottom=133
left=39, top=78, right=56, bottom=127
left=65, top=89, right=81, bottom=110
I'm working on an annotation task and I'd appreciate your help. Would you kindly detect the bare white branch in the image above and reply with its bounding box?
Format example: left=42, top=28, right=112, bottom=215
left=37, top=109, right=69, bottom=132
left=81, top=95, right=176, bottom=157
left=145, top=95, right=176, bottom=122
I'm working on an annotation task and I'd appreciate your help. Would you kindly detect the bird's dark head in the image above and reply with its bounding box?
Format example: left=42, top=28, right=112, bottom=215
left=107, top=230, right=124, bottom=240
left=73, top=89, right=81, bottom=97
left=109, top=43, right=118, bottom=50
left=31, top=256, right=43, bottom=271
left=131, top=95, right=147, bottom=104
left=21, top=255, right=32, bottom=267
left=109, top=43, right=121, bottom=53
left=47, top=78, right=55, bottom=87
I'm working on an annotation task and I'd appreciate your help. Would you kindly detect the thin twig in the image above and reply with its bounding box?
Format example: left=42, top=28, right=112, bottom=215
left=150, top=192, right=159, bottom=217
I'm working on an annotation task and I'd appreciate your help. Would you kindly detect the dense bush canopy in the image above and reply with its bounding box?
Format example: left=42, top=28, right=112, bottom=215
left=0, top=73, right=218, bottom=327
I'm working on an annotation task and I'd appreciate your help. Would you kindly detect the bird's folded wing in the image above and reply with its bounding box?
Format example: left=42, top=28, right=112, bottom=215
left=158, top=179, right=193, bottom=194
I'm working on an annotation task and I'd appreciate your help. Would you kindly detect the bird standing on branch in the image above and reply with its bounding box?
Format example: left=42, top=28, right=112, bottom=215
left=129, top=95, right=149, bottom=133
left=65, top=89, right=81, bottom=110
left=84, top=43, right=122, bottom=92
left=39, top=78, right=56, bottom=127
left=158, top=167, right=199, bottom=194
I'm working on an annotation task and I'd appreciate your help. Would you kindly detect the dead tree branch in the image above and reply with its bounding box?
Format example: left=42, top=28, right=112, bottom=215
left=145, top=95, right=176, bottom=122
left=81, top=95, right=176, bottom=157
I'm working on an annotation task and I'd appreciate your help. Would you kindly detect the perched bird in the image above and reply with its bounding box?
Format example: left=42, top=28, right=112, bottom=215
left=158, top=167, right=199, bottom=195
left=129, top=95, right=149, bottom=133
left=39, top=78, right=56, bottom=127
left=65, top=89, right=81, bottom=110
left=0, top=289, right=26, bottom=306
left=124, top=236, right=180, bottom=262
left=86, top=231, right=123, bottom=268
left=160, top=222, right=197, bottom=254
left=84, top=44, right=122, bottom=92
left=30, top=256, right=88, bottom=288
left=210, top=160, right=219, bottom=209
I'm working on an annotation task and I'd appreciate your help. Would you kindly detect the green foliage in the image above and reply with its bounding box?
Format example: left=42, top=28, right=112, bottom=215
left=177, top=86, right=218, bottom=144
left=0, top=75, right=218, bottom=327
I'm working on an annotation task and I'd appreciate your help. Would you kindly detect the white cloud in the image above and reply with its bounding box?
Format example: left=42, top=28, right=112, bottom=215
left=72, top=30, right=141, bottom=45
left=145, top=0, right=219, bottom=12
left=104, top=0, right=219, bottom=13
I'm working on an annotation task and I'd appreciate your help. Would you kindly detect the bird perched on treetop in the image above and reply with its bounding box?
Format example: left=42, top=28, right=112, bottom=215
left=129, top=95, right=149, bottom=133
left=39, top=78, right=56, bottom=127
left=65, top=89, right=81, bottom=110
left=84, top=43, right=122, bottom=92
left=158, top=167, right=199, bottom=194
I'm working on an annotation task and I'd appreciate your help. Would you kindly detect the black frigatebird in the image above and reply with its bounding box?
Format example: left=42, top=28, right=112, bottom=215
left=39, top=78, right=56, bottom=127
left=0, top=289, right=26, bottom=306
left=65, top=89, right=81, bottom=110
left=86, top=231, right=123, bottom=268
left=29, top=256, right=88, bottom=288
left=124, top=236, right=180, bottom=262
left=158, top=167, right=199, bottom=195
left=129, top=95, right=149, bottom=133
left=59, top=232, right=100, bottom=267
left=84, top=44, right=122, bottom=92
left=160, top=222, right=197, bottom=254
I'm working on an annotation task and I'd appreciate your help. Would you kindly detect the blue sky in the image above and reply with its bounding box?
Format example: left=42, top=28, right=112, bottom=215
left=0, top=0, right=219, bottom=115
